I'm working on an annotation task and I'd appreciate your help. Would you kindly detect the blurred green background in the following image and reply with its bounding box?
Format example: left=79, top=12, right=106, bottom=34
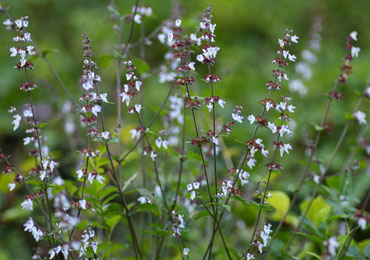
left=0, top=0, right=369, bottom=259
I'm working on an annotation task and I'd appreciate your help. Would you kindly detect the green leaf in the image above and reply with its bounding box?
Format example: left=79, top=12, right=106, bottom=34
left=268, top=190, right=290, bottom=221
left=306, top=251, right=323, bottom=260
left=186, top=150, right=202, bottom=162
left=106, top=215, right=121, bottom=231
left=363, top=245, right=370, bottom=257
left=344, top=112, right=355, bottom=120
left=137, top=188, right=162, bottom=218
left=193, top=210, right=210, bottom=222
left=346, top=245, right=360, bottom=257
left=132, top=58, right=150, bottom=75
left=122, top=173, right=138, bottom=192
left=99, top=186, right=118, bottom=199
left=300, top=196, right=332, bottom=226
left=311, top=122, right=325, bottom=131
left=293, top=232, right=324, bottom=244
left=99, top=54, right=115, bottom=68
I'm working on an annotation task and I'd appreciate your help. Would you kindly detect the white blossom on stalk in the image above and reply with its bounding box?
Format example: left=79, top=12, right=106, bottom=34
left=12, top=114, right=21, bottom=131
left=247, top=115, right=255, bottom=124
left=232, top=113, right=244, bottom=123
left=353, top=110, right=366, bottom=125
left=150, top=151, right=157, bottom=161
left=8, top=183, right=16, bottom=191
left=21, top=198, right=33, bottom=211
left=358, top=218, right=366, bottom=230
left=183, top=248, right=190, bottom=256
left=280, top=143, right=292, bottom=157
left=351, top=46, right=360, bottom=58
left=129, top=129, right=140, bottom=139
left=238, top=170, right=250, bottom=186
left=24, top=217, right=44, bottom=242
left=100, top=131, right=110, bottom=140
left=246, top=253, right=255, bottom=260
left=247, top=158, right=256, bottom=169
left=137, top=196, right=152, bottom=204
left=79, top=199, right=87, bottom=210
left=268, top=122, right=277, bottom=133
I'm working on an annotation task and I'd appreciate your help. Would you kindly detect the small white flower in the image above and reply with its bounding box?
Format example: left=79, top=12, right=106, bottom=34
left=135, top=104, right=142, bottom=113
left=353, top=110, right=367, bottom=125
left=212, top=136, right=218, bottom=146
left=350, top=31, right=358, bottom=41
left=8, top=183, right=16, bottom=191
left=196, top=54, right=204, bottom=63
left=357, top=218, right=366, bottom=230
left=155, top=137, right=163, bottom=148
left=187, top=183, right=193, bottom=191
left=96, top=175, right=105, bottom=184
left=279, top=125, right=293, bottom=137
left=351, top=46, right=360, bottom=58
left=247, top=253, right=255, bottom=260
left=190, top=190, right=196, bottom=200
left=21, top=199, right=33, bottom=211
left=183, top=248, right=190, bottom=256
left=193, top=182, right=200, bottom=189
left=100, top=93, right=108, bottom=103
left=188, top=62, right=195, bottom=71
left=79, top=199, right=87, bottom=210
left=247, top=115, right=255, bottom=124
left=168, top=33, right=174, bottom=43
left=92, top=104, right=101, bottom=117
left=279, top=143, right=292, bottom=157
left=101, top=131, right=110, bottom=140
left=135, top=81, right=142, bottom=91
left=129, top=129, right=140, bottom=139
left=291, top=35, right=299, bottom=43
left=239, top=170, right=250, bottom=186
left=287, top=105, right=295, bottom=113
left=150, top=151, right=157, bottom=161
left=218, top=99, right=225, bottom=108
left=175, top=19, right=182, bottom=27
left=134, top=14, right=142, bottom=24
left=288, top=54, right=296, bottom=62
left=12, top=114, right=21, bottom=131
left=23, top=108, right=33, bottom=118
left=327, top=237, right=339, bottom=256
left=268, top=122, right=277, bottom=133
left=283, top=50, right=289, bottom=59
left=76, top=169, right=84, bottom=179
left=247, top=158, right=256, bottom=169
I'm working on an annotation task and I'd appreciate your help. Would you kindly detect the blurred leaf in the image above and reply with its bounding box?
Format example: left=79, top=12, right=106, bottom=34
left=122, top=172, right=138, bottom=192
left=99, top=54, right=115, bottom=68
left=344, top=112, right=355, bottom=120
left=346, top=245, right=360, bottom=257
left=311, top=122, right=325, bottom=131
left=132, top=58, right=150, bottom=75
left=2, top=206, right=30, bottom=221
left=300, top=196, right=332, bottom=226
left=268, top=190, right=290, bottom=221
left=106, top=215, right=121, bottom=231
left=363, top=245, right=370, bottom=257
left=306, top=251, right=323, bottom=260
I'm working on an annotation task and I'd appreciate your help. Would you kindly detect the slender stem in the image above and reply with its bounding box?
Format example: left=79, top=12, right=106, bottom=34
left=285, top=94, right=365, bottom=252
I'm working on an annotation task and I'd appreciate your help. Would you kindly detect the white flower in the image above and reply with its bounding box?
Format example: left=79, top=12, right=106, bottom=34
left=233, top=113, right=244, bottom=123
left=129, top=129, right=140, bottom=139
left=155, top=137, right=163, bottom=148
left=21, top=198, right=33, bottom=211
left=283, top=50, right=289, bottom=59
left=196, top=54, right=204, bottom=63
left=268, top=122, right=277, bottom=133
left=135, top=81, right=142, bottom=91
left=8, top=183, right=16, bottom=191
left=183, top=248, right=190, bottom=256
left=279, top=125, right=293, bottom=137
left=76, top=169, right=84, bottom=179
left=187, top=183, right=193, bottom=191
left=190, top=190, right=196, bottom=200
left=212, top=136, right=218, bottom=146
left=100, top=93, right=108, bottom=103
left=91, top=241, right=98, bottom=254
left=175, top=19, right=182, bottom=27
left=188, top=62, right=195, bottom=71
left=134, top=14, right=142, bottom=24
left=354, top=110, right=367, bottom=125
left=247, top=158, right=256, bottom=169
left=291, top=35, right=299, bottom=43
left=193, top=182, right=200, bottom=189
left=10, top=47, right=18, bottom=57
left=24, top=217, right=44, bottom=242
left=96, top=175, right=105, bottom=184
left=350, top=31, right=358, bottom=41
left=327, top=237, right=339, bottom=256
left=288, top=54, right=297, bottom=62
left=351, top=46, right=360, bottom=58
left=23, top=108, right=33, bottom=118
left=239, top=170, right=250, bottom=186
left=278, top=39, right=285, bottom=48
left=135, top=104, right=142, bottom=113
left=265, top=101, right=274, bottom=111
left=247, top=115, right=255, bottom=124
left=101, top=131, right=110, bottom=140
left=247, top=253, right=255, bottom=260
left=280, top=143, right=292, bottom=157
left=91, top=104, right=101, bottom=117
left=150, top=151, right=157, bottom=161
left=218, top=99, right=225, bottom=108
left=287, top=105, right=295, bottom=113
left=168, top=33, right=174, bottom=43
left=120, top=92, right=131, bottom=106
left=12, top=114, right=21, bottom=131
left=79, top=199, right=87, bottom=210
left=358, top=218, right=366, bottom=230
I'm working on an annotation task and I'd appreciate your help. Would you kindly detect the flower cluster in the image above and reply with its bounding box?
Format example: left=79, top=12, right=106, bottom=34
left=171, top=210, right=186, bottom=236
left=24, top=217, right=44, bottom=242
left=187, top=181, right=200, bottom=200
